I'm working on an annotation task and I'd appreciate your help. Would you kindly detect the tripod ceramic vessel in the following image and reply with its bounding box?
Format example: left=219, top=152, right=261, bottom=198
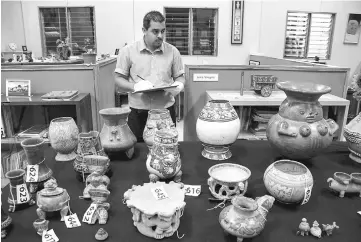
left=266, top=81, right=339, bottom=160
left=196, top=100, right=240, bottom=160
left=49, top=117, right=79, bottom=161
left=99, top=107, right=137, bottom=159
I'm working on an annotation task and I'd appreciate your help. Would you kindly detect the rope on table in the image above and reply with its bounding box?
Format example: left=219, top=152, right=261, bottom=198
left=206, top=199, right=227, bottom=211
left=9, top=184, right=16, bottom=212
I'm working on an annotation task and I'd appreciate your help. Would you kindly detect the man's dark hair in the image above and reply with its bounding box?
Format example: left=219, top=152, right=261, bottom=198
left=143, top=11, right=165, bottom=30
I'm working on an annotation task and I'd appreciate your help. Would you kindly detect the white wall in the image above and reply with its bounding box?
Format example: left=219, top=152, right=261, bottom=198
left=1, top=0, right=361, bottom=78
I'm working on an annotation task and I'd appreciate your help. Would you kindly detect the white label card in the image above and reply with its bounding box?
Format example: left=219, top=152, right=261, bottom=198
left=42, top=229, right=59, bottom=242
left=151, top=186, right=169, bottom=200
left=16, top=184, right=30, bottom=204
left=64, top=213, right=81, bottom=228
left=82, top=204, right=98, bottom=224
left=358, top=211, right=361, bottom=216
left=301, top=185, right=313, bottom=205
left=184, top=185, right=201, bottom=197
left=26, top=165, right=39, bottom=182
left=193, top=73, right=219, bottom=82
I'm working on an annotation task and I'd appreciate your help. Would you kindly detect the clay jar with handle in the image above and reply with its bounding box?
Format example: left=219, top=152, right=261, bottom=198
left=143, top=109, right=177, bottom=151
left=21, top=138, right=53, bottom=197
left=99, top=107, right=137, bottom=159
left=266, top=81, right=339, bottom=160
left=49, top=117, right=79, bottom=162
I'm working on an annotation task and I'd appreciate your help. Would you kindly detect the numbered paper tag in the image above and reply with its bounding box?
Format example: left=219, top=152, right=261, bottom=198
left=82, top=204, right=98, bottom=224
left=64, top=213, right=81, bottom=228
left=358, top=211, right=361, bottom=216
left=151, top=186, right=169, bottom=200
left=301, top=185, right=313, bottom=205
left=183, top=185, right=201, bottom=196
left=42, top=229, right=59, bottom=242
left=26, top=165, right=39, bottom=182
left=16, top=184, right=30, bottom=204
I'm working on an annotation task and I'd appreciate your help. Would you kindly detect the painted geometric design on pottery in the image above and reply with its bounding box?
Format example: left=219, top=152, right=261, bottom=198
left=266, top=180, right=293, bottom=200
left=150, top=155, right=179, bottom=177
left=78, top=138, right=97, bottom=155
left=198, top=108, right=238, bottom=122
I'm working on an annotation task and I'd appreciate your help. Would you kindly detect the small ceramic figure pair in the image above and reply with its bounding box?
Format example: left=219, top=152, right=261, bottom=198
left=296, top=218, right=339, bottom=238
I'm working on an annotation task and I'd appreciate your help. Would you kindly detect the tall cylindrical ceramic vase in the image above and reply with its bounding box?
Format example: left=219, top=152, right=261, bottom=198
left=196, top=100, right=241, bottom=160
left=21, top=138, right=53, bottom=199
left=49, top=117, right=79, bottom=161
left=99, top=107, right=137, bottom=159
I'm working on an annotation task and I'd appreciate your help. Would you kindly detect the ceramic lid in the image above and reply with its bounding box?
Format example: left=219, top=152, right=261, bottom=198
left=208, top=163, right=251, bottom=183
left=124, top=181, right=186, bottom=217
left=39, top=178, right=64, bottom=197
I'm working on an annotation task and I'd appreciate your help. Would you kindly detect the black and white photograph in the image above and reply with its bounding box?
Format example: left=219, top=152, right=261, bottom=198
left=344, top=13, right=361, bottom=44
left=5, top=79, right=31, bottom=97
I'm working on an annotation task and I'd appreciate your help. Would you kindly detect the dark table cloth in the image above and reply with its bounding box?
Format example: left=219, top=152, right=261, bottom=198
left=2, top=140, right=361, bottom=242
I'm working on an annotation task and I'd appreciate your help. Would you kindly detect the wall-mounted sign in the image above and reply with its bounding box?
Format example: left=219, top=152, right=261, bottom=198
left=231, top=0, right=244, bottom=44
left=193, top=73, right=219, bottom=82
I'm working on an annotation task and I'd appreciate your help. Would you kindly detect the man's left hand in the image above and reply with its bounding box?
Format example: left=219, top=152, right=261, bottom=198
left=165, top=81, right=184, bottom=97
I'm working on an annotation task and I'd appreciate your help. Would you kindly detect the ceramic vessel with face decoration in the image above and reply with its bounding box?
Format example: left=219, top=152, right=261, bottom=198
left=266, top=81, right=339, bottom=160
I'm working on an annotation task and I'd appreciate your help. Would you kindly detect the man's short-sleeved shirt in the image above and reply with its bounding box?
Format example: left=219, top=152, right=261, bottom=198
left=115, top=39, right=184, bottom=110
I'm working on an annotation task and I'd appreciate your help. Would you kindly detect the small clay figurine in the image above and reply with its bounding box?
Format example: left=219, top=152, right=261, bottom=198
left=95, top=228, right=108, bottom=241
left=322, top=222, right=339, bottom=236
left=310, top=221, right=322, bottom=238
left=296, top=218, right=310, bottom=236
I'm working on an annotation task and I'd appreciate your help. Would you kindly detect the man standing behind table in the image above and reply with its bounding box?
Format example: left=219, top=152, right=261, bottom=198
left=114, top=10, right=185, bottom=142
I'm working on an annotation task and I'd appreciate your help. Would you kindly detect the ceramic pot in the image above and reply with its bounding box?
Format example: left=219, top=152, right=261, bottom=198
left=263, top=159, right=314, bottom=204
left=1, top=206, right=12, bottom=238
left=32, top=219, right=49, bottom=236
left=266, top=81, right=339, bottom=160
left=196, top=100, right=241, bottom=160
left=146, top=130, right=182, bottom=183
left=123, top=181, right=186, bottom=239
left=21, top=138, right=53, bottom=199
left=143, top=109, right=177, bottom=151
left=327, top=172, right=361, bottom=198
left=208, top=163, right=251, bottom=200
left=36, top=178, right=70, bottom=221
left=99, top=107, right=137, bottom=159
left=219, top=195, right=275, bottom=242
left=5, top=169, right=34, bottom=212
left=77, top=131, right=105, bottom=156
left=343, top=113, right=361, bottom=163
left=49, top=117, right=79, bottom=161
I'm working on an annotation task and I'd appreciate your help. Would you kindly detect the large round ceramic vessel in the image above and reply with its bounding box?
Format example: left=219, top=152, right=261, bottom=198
left=146, top=130, right=182, bottom=183
left=263, top=159, right=313, bottom=204
left=343, top=113, right=361, bottom=163
left=99, top=107, right=137, bottom=158
left=219, top=195, right=274, bottom=242
left=196, top=100, right=241, bottom=160
left=266, top=81, right=339, bottom=160
left=49, top=117, right=79, bottom=162
left=143, top=109, right=177, bottom=150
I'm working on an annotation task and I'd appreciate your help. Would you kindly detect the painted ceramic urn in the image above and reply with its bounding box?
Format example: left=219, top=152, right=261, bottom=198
left=49, top=117, right=79, bottom=161
left=196, top=100, right=241, bottom=160
left=219, top=195, right=275, bottom=242
left=143, top=109, right=177, bottom=151
left=146, top=130, right=182, bottom=183
left=266, top=81, right=339, bottom=160
left=99, top=107, right=137, bottom=159
left=36, top=178, right=70, bottom=221
left=343, top=113, right=361, bottom=163
left=263, top=159, right=313, bottom=204
left=208, top=163, right=251, bottom=200
left=123, top=181, right=186, bottom=239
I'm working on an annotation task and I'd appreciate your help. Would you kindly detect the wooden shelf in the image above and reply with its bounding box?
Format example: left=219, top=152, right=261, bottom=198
left=237, top=130, right=267, bottom=140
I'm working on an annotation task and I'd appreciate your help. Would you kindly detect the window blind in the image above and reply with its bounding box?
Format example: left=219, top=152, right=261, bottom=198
left=165, top=8, right=190, bottom=55
left=284, top=12, right=309, bottom=58
left=307, top=13, right=333, bottom=59
left=284, top=11, right=335, bottom=60
left=40, top=7, right=96, bottom=57
left=165, top=7, right=218, bottom=56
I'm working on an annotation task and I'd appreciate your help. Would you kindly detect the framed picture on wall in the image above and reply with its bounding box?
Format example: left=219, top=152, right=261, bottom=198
left=344, top=13, right=361, bottom=44
left=6, top=79, right=31, bottom=97
left=22, top=46, right=28, bottom=52
left=231, top=0, right=244, bottom=44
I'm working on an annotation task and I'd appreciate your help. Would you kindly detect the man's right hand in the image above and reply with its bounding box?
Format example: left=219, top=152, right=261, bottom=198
left=133, top=80, right=154, bottom=92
